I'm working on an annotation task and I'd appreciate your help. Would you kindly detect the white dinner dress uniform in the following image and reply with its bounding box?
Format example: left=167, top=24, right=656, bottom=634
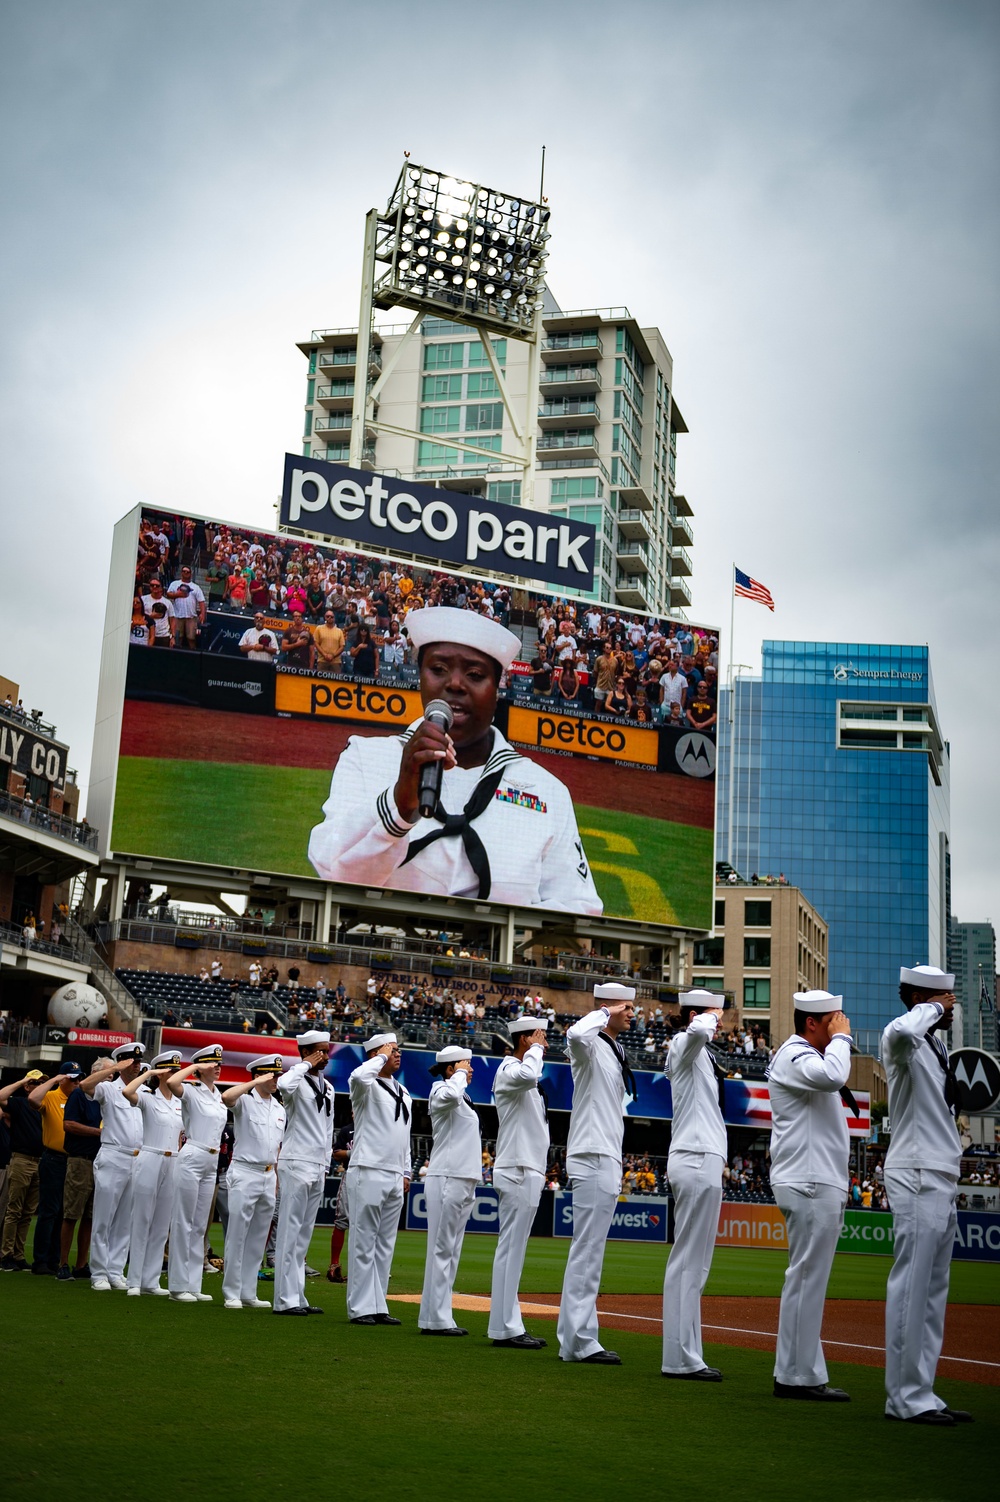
left=273, top=1062, right=336, bottom=1313
left=168, top=1083, right=227, bottom=1298
left=223, top=1089, right=287, bottom=1306
left=557, top=1009, right=630, bottom=1360
left=418, top=1069, right=482, bottom=1331
left=127, top=1087, right=182, bottom=1293
left=881, top=1002, right=962, bottom=1419
left=345, top=1056, right=412, bottom=1320
left=90, top=1076, right=144, bottom=1287
left=488, top=1044, right=549, bottom=1341
left=767, top=1031, right=853, bottom=1386
left=662, top=1012, right=728, bottom=1373
left=307, top=722, right=602, bottom=915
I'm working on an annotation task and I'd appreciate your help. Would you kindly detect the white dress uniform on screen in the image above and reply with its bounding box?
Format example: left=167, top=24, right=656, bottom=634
left=168, top=1076, right=228, bottom=1301
left=418, top=1051, right=482, bottom=1334
left=273, top=1050, right=336, bottom=1314
left=662, top=1004, right=728, bottom=1376
left=223, top=1077, right=287, bottom=1309
left=127, top=1083, right=182, bottom=1295
left=767, top=1003, right=853, bottom=1389
left=307, top=723, right=603, bottom=916
left=881, top=971, right=963, bottom=1421
left=557, top=1000, right=633, bottom=1362
left=488, top=1027, right=550, bottom=1342
left=91, top=1065, right=145, bottom=1290
left=345, top=1041, right=413, bottom=1321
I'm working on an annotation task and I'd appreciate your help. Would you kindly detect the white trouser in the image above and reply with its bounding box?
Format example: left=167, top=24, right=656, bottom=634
left=557, top=1153, right=621, bottom=1360
left=345, top=1166, right=404, bottom=1320
left=90, top=1147, right=137, bottom=1284
left=273, top=1159, right=326, bottom=1311
left=488, top=1166, right=544, bottom=1340
left=662, top=1151, right=724, bottom=1373
left=418, top=1175, right=478, bottom=1330
left=884, top=1168, right=957, bottom=1418
left=168, top=1145, right=218, bottom=1296
left=772, top=1181, right=845, bottom=1386
left=223, top=1162, right=278, bottom=1304
left=127, top=1151, right=175, bottom=1291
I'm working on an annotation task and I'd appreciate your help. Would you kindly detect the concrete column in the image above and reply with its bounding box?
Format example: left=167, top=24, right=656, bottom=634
left=109, top=865, right=127, bottom=923
left=319, top=887, right=335, bottom=944
left=500, top=910, right=516, bottom=965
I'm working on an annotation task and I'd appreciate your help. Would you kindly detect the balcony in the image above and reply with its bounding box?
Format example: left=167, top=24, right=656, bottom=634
left=317, top=346, right=382, bottom=377
left=669, top=579, right=693, bottom=609
left=318, top=441, right=377, bottom=467
left=670, top=546, right=693, bottom=577
left=314, top=411, right=352, bottom=433
left=537, top=398, right=600, bottom=429
left=538, top=365, right=601, bottom=395
left=671, top=492, right=693, bottom=517
left=616, top=482, right=653, bottom=512
left=617, top=507, right=651, bottom=543
left=669, top=512, right=694, bottom=548
left=616, top=576, right=651, bottom=612
left=615, top=540, right=650, bottom=573
left=541, top=331, right=604, bottom=363
left=537, top=430, right=599, bottom=461
left=316, top=381, right=356, bottom=410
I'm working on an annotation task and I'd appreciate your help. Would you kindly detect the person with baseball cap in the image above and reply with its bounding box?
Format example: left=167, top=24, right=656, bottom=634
left=122, top=1048, right=185, bottom=1296
left=164, top=1045, right=227, bottom=1303
left=345, top=1032, right=412, bottom=1325
left=0, top=1070, right=47, bottom=1271
left=661, top=989, right=730, bottom=1382
left=882, top=966, right=970, bottom=1425
left=488, top=1015, right=551, bottom=1349
left=767, top=990, right=855, bottom=1402
left=307, top=606, right=602, bottom=915
left=26, top=1061, right=84, bottom=1276
left=80, top=1043, right=147, bottom=1290
left=221, top=1054, right=287, bottom=1310
left=273, top=1030, right=335, bottom=1316
left=418, top=1046, right=482, bottom=1337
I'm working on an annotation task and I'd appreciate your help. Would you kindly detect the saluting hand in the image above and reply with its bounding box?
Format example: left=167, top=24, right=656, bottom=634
left=394, top=719, right=457, bottom=824
left=303, top=1047, right=329, bottom=1069
left=527, top=1029, right=547, bottom=1049
left=828, top=1011, right=852, bottom=1037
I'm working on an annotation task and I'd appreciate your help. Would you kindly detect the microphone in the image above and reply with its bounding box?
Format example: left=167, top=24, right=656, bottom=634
left=417, top=698, right=454, bottom=819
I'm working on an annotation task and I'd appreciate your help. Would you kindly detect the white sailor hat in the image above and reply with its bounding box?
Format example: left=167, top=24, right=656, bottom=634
left=508, top=1015, right=550, bottom=1035
left=434, top=1045, right=472, bottom=1064
left=680, top=988, right=724, bottom=1009
left=151, top=1049, right=184, bottom=1069
left=364, top=1031, right=398, bottom=1053
left=297, top=1030, right=331, bottom=1049
left=404, top=606, right=520, bottom=671
left=111, top=1041, right=146, bottom=1062
left=191, top=1044, right=224, bottom=1066
left=594, top=982, right=636, bottom=1002
left=247, top=1054, right=285, bottom=1076
left=899, top=965, right=955, bottom=991
left=792, top=989, right=844, bottom=1014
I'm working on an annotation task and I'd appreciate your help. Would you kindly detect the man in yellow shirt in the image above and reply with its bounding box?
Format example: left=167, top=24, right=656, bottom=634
left=27, top=1062, right=84, bottom=1275
left=314, top=611, right=346, bottom=674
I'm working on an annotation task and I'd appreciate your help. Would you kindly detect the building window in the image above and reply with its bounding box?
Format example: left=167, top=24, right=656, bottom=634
left=715, top=899, right=726, bottom=926
left=419, top=406, right=461, bottom=434
left=692, top=976, right=725, bottom=992
left=304, top=410, right=312, bottom=437
left=422, top=374, right=463, bottom=401
left=465, top=402, right=504, bottom=432
left=744, top=900, right=771, bottom=926
left=744, top=937, right=771, bottom=966
left=694, top=937, right=724, bottom=966
left=551, top=476, right=604, bottom=502
left=466, top=371, right=500, bottom=399
left=306, top=379, right=315, bottom=405
left=424, top=343, right=466, bottom=371
left=417, top=441, right=460, bottom=467
left=488, top=481, right=521, bottom=506
left=467, top=338, right=507, bottom=367
left=744, top=978, right=771, bottom=1008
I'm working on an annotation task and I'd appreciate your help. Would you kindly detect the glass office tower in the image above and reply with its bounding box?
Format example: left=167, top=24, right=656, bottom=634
left=717, top=642, right=950, bottom=1043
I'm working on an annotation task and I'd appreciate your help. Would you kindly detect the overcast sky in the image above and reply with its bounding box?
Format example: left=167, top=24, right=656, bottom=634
left=1, top=0, right=997, bottom=927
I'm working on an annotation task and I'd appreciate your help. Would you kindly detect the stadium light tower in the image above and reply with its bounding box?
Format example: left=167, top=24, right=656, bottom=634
left=350, top=159, right=551, bottom=506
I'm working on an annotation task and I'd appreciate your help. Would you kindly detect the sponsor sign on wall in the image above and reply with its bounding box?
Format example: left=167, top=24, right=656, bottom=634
left=554, top=1191, right=669, bottom=1242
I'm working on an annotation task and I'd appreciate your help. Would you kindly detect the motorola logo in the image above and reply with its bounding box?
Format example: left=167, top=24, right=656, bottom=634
left=676, top=733, right=716, bottom=778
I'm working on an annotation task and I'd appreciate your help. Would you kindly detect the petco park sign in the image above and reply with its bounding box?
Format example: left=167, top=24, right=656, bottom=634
left=280, top=454, right=596, bottom=591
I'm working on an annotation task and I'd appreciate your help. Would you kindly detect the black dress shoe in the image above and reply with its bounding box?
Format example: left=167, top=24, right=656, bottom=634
left=304, top=1305, right=325, bottom=1314
left=273, top=1306, right=310, bottom=1316
left=576, top=1350, right=622, bottom=1365
left=492, top=1333, right=547, bottom=1349
left=886, top=1409, right=955, bottom=1426
left=943, top=1409, right=973, bottom=1423
left=421, top=1327, right=469, bottom=1336
left=31, top=1263, right=55, bottom=1276
left=774, top=1381, right=850, bottom=1402
left=350, top=1315, right=378, bottom=1325
left=373, top=1313, right=401, bottom=1325
left=663, top=1367, right=723, bottom=1381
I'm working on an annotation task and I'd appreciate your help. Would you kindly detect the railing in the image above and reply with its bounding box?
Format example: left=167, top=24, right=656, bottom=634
left=538, top=457, right=611, bottom=480
left=543, top=333, right=604, bottom=356
left=0, top=790, right=98, bottom=851
left=537, top=432, right=598, bottom=451
left=0, top=920, right=90, bottom=965
left=546, top=307, right=632, bottom=322
left=538, top=400, right=600, bottom=420
left=0, top=700, right=58, bottom=738
left=539, top=366, right=600, bottom=384
left=618, top=508, right=650, bottom=526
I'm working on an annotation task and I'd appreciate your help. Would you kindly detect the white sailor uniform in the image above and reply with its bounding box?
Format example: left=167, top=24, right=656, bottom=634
left=223, top=1089, right=287, bottom=1306
left=662, top=1012, right=728, bottom=1374
left=881, top=1002, right=962, bottom=1419
left=307, top=723, right=602, bottom=915
left=418, top=1070, right=481, bottom=1331
left=557, top=1009, right=631, bottom=1360
left=767, top=1031, right=853, bottom=1387
left=168, top=1083, right=227, bottom=1298
left=127, top=1087, right=182, bottom=1293
left=488, top=1046, right=549, bottom=1341
left=90, top=1076, right=143, bottom=1287
left=345, top=1056, right=412, bottom=1320
left=273, top=1062, right=336, bottom=1313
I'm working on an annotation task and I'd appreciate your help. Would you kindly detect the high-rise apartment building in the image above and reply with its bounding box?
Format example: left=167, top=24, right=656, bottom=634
left=296, top=292, right=693, bottom=616
left=716, top=642, right=950, bottom=1044
left=948, top=919, right=997, bottom=1052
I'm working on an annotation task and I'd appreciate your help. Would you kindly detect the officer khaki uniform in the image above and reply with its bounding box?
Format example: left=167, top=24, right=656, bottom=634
left=882, top=966, right=963, bottom=1421
left=557, top=985, right=636, bottom=1363
left=91, top=1042, right=146, bottom=1290
left=662, top=993, right=728, bottom=1376
left=346, top=1032, right=412, bottom=1321
left=767, top=991, right=853, bottom=1392
left=273, top=1031, right=336, bottom=1314
left=418, top=1046, right=482, bottom=1334
left=168, top=1046, right=228, bottom=1302
left=127, top=1050, right=183, bottom=1295
left=488, top=1016, right=550, bottom=1343
left=223, top=1056, right=287, bottom=1309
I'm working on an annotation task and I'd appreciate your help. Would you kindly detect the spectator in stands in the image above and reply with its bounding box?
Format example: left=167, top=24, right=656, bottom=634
left=686, top=682, right=717, bottom=733
left=281, top=613, right=315, bottom=669
left=315, top=610, right=347, bottom=674
left=181, top=1014, right=193, bottom=1028
left=198, top=967, right=210, bottom=983
left=606, top=677, right=633, bottom=719
left=287, top=966, right=301, bottom=991
left=239, top=613, right=279, bottom=664
left=660, top=659, right=687, bottom=717
left=162, top=1007, right=177, bottom=1026
left=166, top=566, right=207, bottom=649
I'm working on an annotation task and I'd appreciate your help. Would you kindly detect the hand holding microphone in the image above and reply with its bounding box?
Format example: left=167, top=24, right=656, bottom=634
left=394, top=698, right=455, bottom=823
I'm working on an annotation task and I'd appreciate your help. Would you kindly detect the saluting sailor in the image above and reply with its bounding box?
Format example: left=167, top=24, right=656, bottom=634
left=307, top=606, right=603, bottom=915
left=345, top=1031, right=412, bottom=1326
left=661, top=989, right=729, bottom=1382
left=418, top=1045, right=482, bottom=1337
left=165, top=1044, right=228, bottom=1304
left=557, top=983, right=637, bottom=1366
left=221, top=1054, right=287, bottom=1311
left=273, top=1029, right=335, bottom=1316
left=123, top=1048, right=184, bottom=1296
left=767, top=990, right=854, bottom=1402
left=882, top=965, right=970, bottom=1426
left=80, top=1042, right=147, bottom=1291
left=488, top=1015, right=550, bottom=1350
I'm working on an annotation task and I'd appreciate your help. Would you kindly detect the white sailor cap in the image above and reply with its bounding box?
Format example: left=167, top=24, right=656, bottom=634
left=681, top=988, right=724, bottom=1009
left=151, top=1050, right=184, bottom=1069
left=404, top=606, right=520, bottom=671
left=434, top=1046, right=473, bottom=1064
left=191, top=1044, right=224, bottom=1066
left=364, top=1032, right=398, bottom=1053
left=594, top=982, right=636, bottom=1002
left=247, top=1053, right=286, bottom=1076
left=899, top=965, right=955, bottom=991
left=792, top=989, right=844, bottom=1014
left=111, top=1041, right=146, bottom=1062
left=508, top=1015, right=550, bottom=1035
left=297, top=1030, right=331, bottom=1049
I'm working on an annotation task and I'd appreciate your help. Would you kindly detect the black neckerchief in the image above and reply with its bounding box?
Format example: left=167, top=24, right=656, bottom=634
left=304, top=1073, right=331, bottom=1116
left=401, top=765, right=508, bottom=899
left=598, top=1030, right=637, bottom=1100
left=377, top=1078, right=410, bottom=1124
left=536, top=1080, right=549, bottom=1122
left=928, top=1031, right=960, bottom=1115
left=705, top=1048, right=729, bottom=1113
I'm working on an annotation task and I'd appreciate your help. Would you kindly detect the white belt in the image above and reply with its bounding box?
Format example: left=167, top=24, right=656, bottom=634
left=232, top=1160, right=276, bottom=1171
left=183, top=1140, right=220, bottom=1154
left=100, top=1144, right=142, bottom=1157
left=140, top=1147, right=176, bottom=1157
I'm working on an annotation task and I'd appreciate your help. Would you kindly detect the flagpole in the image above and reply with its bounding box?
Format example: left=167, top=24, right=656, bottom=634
left=727, top=564, right=736, bottom=869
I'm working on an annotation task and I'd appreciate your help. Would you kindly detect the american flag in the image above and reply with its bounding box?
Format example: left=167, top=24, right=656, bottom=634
left=734, top=567, right=775, bottom=610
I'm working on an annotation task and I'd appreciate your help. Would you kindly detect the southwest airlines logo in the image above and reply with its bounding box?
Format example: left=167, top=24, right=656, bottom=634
left=833, top=661, right=921, bottom=683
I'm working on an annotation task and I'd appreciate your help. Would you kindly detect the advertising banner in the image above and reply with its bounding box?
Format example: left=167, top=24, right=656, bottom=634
left=554, top=1191, right=669, bottom=1242
left=44, top=1026, right=135, bottom=1049
left=406, top=1183, right=503, bottom=1235
left=713, top=1206, right=1000, bottom=1262
left=0, top=722, right=69, bottom=790
left=714, top=1203, right=787, bottom=1249
left=837, top=1210, right=895, bottom=1254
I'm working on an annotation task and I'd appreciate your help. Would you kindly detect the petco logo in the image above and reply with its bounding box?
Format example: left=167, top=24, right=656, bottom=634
left=833, top=662, right=921, bottom=683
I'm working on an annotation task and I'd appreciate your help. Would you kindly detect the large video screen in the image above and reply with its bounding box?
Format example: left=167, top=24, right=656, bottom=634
left=109, top=508, right=717, bottom=928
